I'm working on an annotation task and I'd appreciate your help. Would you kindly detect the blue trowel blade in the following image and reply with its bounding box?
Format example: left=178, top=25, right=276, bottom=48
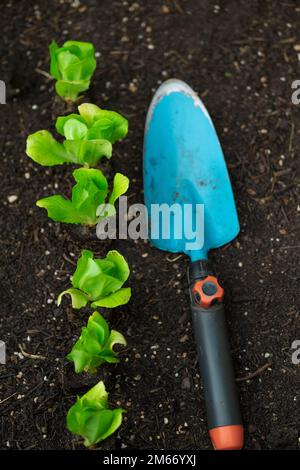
left=143, top=79, right=239, bottom=261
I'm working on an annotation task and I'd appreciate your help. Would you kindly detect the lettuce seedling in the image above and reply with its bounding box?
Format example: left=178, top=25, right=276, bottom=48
left=26, top=103, right=128, bottom=167
left=58, top=249, right=131, bottom=309
left=67, top=311, right=126, bottom=373
left=36, top=168, right=129, bottom=225
left=67, top=380, right=125, bottom=446
left=49, top=40, right=96, bottom=101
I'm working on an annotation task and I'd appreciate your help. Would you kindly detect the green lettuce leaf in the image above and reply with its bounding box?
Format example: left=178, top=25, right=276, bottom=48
left=36, top=167, right=118, bottom=225
left=57, top=288, right=89, bottom=309
left=55, top=80, right=91, bottom=102
left=67, top=311, right=126, bottom=373
left=63, top=139, right=112, bottom=167
left=66, top=380, right=125, bottom=446
left=37, top=168, right=128, bottom=226
left=91, top=287, right=131, bottom=308
left=57, top=249, right=131, bottom=309
left=109, top=173, right=130, bottom=205
left=36, top=195, right=82, bottom=223
left=78, top=103, right=128, bottom=143
left=26, top=102, right=127, bottom=168
left=26, top=130, right=75, bottom=166
left=49, top=40, right=96, bottom=101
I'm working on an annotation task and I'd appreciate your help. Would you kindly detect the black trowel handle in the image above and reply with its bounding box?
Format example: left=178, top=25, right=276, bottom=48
left=188, top=260, right=243, bottom=450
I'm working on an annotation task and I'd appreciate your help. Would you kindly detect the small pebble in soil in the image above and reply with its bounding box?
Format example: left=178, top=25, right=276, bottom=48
left=71, top=0, right=80, bottom=8
left=161, top=5, right=170, bottom=14
left=7, top=195, right=18, bottom=203
left=128, top=2, right=139, bottom=12
left=128, top=82, right=137, bottom=93
left=163, top=417, right=168, bottom=424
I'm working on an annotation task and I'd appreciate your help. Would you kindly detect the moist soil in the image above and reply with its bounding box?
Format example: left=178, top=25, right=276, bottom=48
left=0, top=0, right=299, bottom=450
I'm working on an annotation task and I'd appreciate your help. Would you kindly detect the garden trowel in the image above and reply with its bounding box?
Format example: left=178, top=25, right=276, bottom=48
left=143, top=79, right=243, bottom=450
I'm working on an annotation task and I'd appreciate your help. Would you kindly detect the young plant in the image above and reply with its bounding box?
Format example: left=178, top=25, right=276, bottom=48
left=67, top=311, right=126, bottom=373
left=49, top=40, right=96, bottom=101
left=58, top=249, right=131, bottom=309
left=67, top=380, right=125, bottom=447
left=36, top=167, right=129, bottom=225
left=26, top=103, right=128, bottom=167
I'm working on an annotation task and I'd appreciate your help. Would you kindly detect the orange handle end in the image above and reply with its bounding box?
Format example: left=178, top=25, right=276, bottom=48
left=209, top=425, right=244, bottom=450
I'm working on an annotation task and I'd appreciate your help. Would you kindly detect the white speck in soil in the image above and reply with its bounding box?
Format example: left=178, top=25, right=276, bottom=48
left=7, top=195, right=18, bottom=203
left=71, top=0, right=80, bottom=8
left=128, top=82, right=138, bottom=93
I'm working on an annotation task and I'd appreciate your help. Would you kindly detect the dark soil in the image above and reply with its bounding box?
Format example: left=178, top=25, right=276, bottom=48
left=0, top=0, right=299, bottom=451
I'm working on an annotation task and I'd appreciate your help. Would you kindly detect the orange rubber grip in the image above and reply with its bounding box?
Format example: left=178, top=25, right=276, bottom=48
left=192, top=275, right=224, bottom=309
left=209, top=425, right=244, bottom=450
